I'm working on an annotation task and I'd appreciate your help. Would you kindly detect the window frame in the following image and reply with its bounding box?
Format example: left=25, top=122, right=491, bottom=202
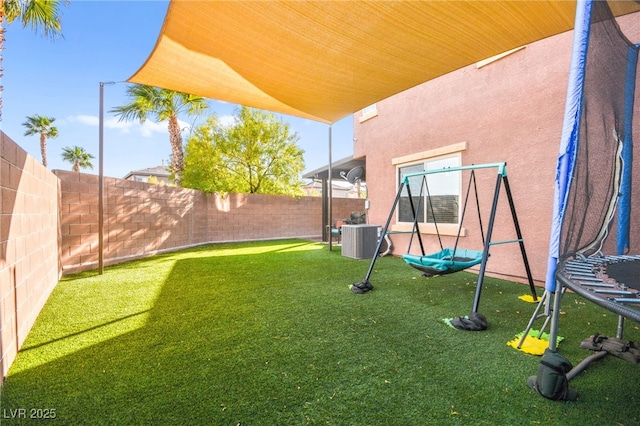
left=391, top=142, right=467, bottom=236
left=359, top=104, right=378, bottom=122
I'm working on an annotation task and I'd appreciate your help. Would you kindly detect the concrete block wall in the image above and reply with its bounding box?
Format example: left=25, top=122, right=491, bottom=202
left=207, top=193, right=364, bottom=242
left=1, top=131, right=363, bottom=378
left=57, top=171, right=210, bottom=271
left=0, top=132, right=60, bottom=379
left=56, top=170, right=365, bottom=274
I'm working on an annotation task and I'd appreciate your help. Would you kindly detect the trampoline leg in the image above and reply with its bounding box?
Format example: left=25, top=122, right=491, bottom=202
left=517, top=286, right=566, bottom=349
left=616, top=315, right=625, bottom=339
left=517, top=290, right=549, bottom=349
left=548, top=280, right=565, bottom=352
left=566, top=351, right=608, bottom=381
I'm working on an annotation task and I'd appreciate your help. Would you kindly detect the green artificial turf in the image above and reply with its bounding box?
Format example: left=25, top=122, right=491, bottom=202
left=1, top=239, right=638, bottom=425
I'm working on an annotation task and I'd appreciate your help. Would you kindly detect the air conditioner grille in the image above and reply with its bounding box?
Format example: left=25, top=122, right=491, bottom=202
left=342, top=225, right=378, bottom=260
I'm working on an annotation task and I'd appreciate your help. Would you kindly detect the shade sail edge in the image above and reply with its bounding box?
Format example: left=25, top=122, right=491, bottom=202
left=128, top=0, right=640, bottom=124
left=128, top=35, right=332, bottom=123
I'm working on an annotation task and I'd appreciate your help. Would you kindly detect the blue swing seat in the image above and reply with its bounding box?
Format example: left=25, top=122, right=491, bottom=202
left=402, top=248, right=485, bottom=276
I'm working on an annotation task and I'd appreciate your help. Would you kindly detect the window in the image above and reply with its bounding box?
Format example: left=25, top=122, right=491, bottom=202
left=359, top=104, right=378, bottom=122
left=397, top=155, right=461, bottom=226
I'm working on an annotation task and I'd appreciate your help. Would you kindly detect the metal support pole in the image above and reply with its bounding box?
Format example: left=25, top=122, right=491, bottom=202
left=328, top=125, right=333, bottom=251
left=322, top=178, right=328, bottom=242
left=98, top=82, right=105, bottom=274
left=98, top=81, right=115, bottom=274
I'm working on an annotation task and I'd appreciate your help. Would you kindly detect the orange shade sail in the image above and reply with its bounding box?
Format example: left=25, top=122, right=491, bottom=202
left=129, top=1, right=640, bottom=124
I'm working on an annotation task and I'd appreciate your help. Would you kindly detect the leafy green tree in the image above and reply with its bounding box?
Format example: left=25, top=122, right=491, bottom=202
left=61, top=145, right=94, bottom=172
left=183, top=107, right=305, bottom=196
left=110, top=84, right=208, bottom=186
left=182, top=115, right=225, bottom=193
left=1, top=0, right=66, bottom=121
left=22, top=114, right=58, bottom=167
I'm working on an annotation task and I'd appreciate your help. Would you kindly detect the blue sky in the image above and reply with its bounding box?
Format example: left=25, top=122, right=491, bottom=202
left=1, top=1, right=354, bottom=179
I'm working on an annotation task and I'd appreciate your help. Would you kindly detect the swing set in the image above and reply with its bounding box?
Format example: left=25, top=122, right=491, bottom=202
left=351, top=162, right=538, bottom=330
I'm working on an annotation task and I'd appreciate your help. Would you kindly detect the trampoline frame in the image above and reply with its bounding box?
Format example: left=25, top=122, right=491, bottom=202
left=557, top=255, right=640, bottom=324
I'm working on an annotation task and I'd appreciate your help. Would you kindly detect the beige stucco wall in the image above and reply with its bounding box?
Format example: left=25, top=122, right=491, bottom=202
left=354, top=13, right=640, bottom=285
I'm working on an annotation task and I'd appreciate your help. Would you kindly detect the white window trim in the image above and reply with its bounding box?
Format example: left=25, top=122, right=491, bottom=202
left=476, top=46, right=526, bottom=69
left=391, top=142, right=467, bottom=236
left=359, top=104, right=378, bottom=123
left=391, top=141, right=467, bottom=166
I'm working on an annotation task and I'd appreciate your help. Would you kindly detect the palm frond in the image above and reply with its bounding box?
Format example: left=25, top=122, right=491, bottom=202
left=22, top=114, right=57, bottom=136
left=21, top=0, right=66, bottom=39
left=4, top=0, right=23, bottom=22
left=110, top=84, right=162, bottom=122
left=61, top=146, right=94, bottom=171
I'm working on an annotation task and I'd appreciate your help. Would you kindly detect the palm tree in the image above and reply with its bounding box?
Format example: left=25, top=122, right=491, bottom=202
left=22, top=114, right=58, bottom=167
left=1, top=0, right=66, bottom=121
left=110, top=84, right=208, bottom=186
left=61, top=145, right=94, bottom=172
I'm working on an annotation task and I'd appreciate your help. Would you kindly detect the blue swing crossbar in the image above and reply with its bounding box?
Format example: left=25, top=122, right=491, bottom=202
left=402, top=162, right=507, bottom=185
left=402, top=248, right=485, bottom=275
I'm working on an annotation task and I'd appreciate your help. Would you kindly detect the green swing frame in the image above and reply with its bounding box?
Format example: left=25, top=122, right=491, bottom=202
left=354, top=162, right=537, bottom=321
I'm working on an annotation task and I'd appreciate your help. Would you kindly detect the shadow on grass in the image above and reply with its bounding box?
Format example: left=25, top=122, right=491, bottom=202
left=18, top=310, right=152, bottom=353
left=1, top=240, right=639, bottom=425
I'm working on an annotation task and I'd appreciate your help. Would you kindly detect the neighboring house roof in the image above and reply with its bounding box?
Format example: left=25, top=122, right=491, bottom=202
left=123, top=166, right=170, bottom=180
left=303, top=156, right=366, bottom=182
left=302, top=180, right=354, bottom=191
left=301, top=179, right=364, bottom=199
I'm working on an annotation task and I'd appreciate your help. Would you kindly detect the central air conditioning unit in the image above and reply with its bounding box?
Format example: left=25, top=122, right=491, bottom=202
left=341, top=225, right=378, bottom=260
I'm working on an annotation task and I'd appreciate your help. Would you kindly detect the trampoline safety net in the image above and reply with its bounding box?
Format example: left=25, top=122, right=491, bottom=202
left=560, top=2, right=639, bottom=259
left=556, top=1, right=640, bottom=322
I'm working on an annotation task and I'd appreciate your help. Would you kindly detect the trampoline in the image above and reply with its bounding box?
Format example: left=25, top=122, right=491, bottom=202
left=557, top=255, right=640, bottom=324
left=522, top=0, right=640, bottom=401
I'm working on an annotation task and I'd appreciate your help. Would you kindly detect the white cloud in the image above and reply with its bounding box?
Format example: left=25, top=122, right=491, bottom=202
left=67, top=114, right=132, bottom=132
left=67, top=114, right=99, bottom=126
left=106, top=117, right=135, bottom=132
left=67, top=114, right=193, bottom=139
left=219, top=114, right=235, bottom=127
left=139, top=120, right=167, bottom=137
